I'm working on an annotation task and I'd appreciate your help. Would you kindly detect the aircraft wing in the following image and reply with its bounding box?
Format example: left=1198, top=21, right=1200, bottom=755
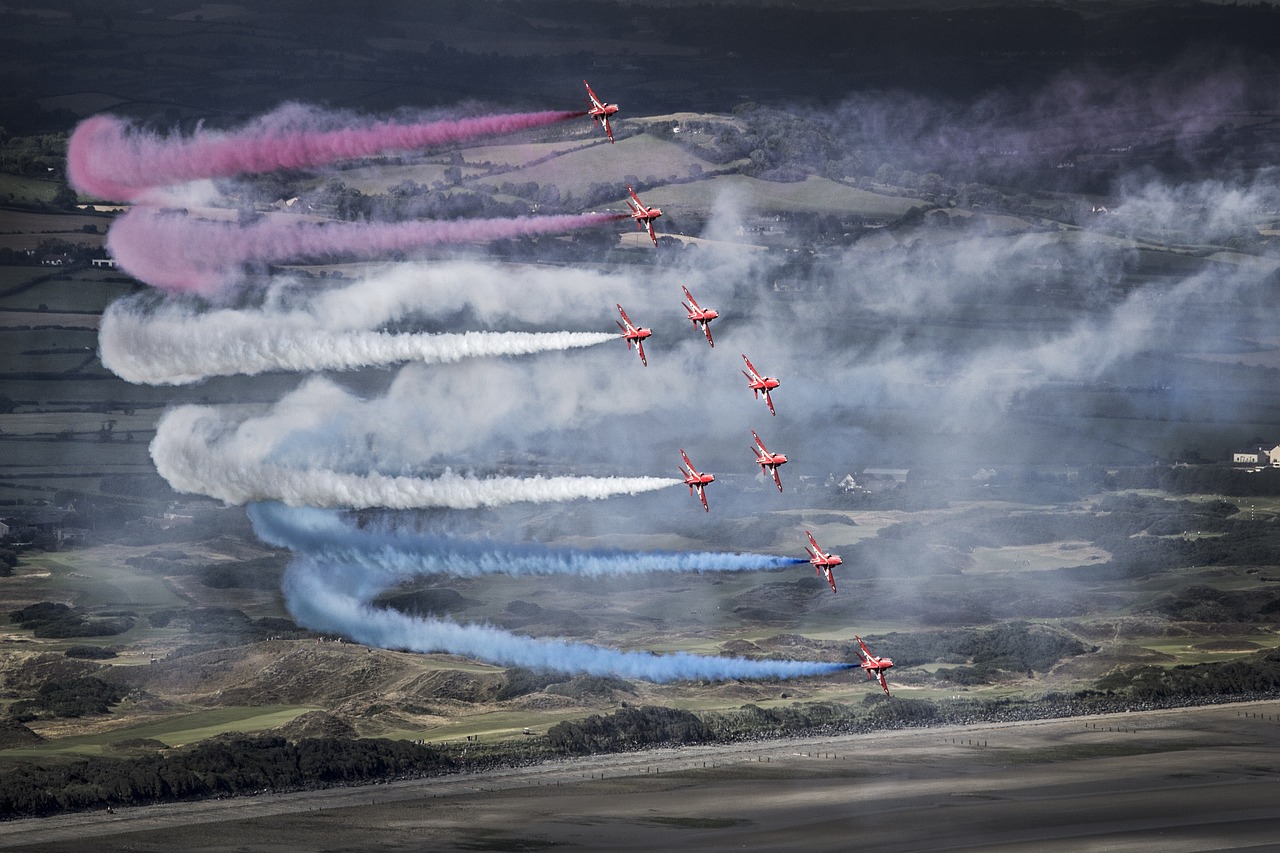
left=702, top=322, right=714, bottom=347
left=636, top=339, right=647, bottom=366
left=771, top=467, right=783, bottom=492
left=762, top=389, right=776, bottom=416
left=681, top=286, right=699, bottom=310
left=752, top=430, right=767, bottom=453
left=877, top=670, right=890, bottom=696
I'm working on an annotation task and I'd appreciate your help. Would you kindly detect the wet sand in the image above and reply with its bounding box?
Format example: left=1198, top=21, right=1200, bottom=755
left=5, top=701, right=1280, bottom=852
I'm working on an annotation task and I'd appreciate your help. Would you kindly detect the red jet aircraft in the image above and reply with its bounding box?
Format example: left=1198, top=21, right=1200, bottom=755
left=583, top=80, right=618, bottom=143
left=751, top=430, right=788, bottom=491
left=804, top=530, right=842, bottom=593
left=854, top=635, right=894, bottom=697
left=679, top=449, right=715, bottom=512
left=741, top=354, right=780, bottom=416
left=626, top=185, right=662, bottom=246
left=615, top=304, right=652, bottom=366
left=681, top=285, right=718, bottom=347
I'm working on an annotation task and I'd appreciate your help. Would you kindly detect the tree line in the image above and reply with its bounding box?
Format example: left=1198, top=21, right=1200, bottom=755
left=0, top=734, right=455, bottom=819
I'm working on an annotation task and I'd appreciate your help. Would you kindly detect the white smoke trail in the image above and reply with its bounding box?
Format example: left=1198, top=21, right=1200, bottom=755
left=99, top=297, right=615, bottom=384
left=285, top=558, right=851, bottom=682
left=97, top=258, right=653, bottom=384
left=152, top=405, right=677, bottom=509
left=248, top=502, right=807, bottom=577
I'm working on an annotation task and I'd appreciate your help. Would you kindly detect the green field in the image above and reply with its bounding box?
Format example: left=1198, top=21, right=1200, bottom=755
left=321, top=161, right=454, bottom=194
left=1134, top=634, right=1280, bottom=668
left=0, top=706, right=322, bottom=761
left=0, top=174, right=62, bottom=207
left=463, top=138, right=599, bottom=170
left=17, top=551, right=191, bottom=611
left=472, top=134, right=721, bottom=197
left=0, top=266, right=58, bottom=296
left=0, top=272, right=134, bottom=313
left=381, top=708, right=580, bottom=743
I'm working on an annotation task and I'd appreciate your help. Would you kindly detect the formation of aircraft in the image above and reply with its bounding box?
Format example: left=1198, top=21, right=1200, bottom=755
left=803, top=530, right=842, bottom=594
left=583, top=80, right=618, bottom=143
left=854, top=635, right=895, bottom=696
left=582, top=82, right=895, bottom=698
left=741, top=354, right=780, bottom=416
left=681, top=285, right=718, bottom=347
left=679, top=449, right=715, bottom=512
left=626, top=184, right=663, bottom=246
left=615, top=304, right=652, bottom=366
left=751, top=430, right=788, bottom=492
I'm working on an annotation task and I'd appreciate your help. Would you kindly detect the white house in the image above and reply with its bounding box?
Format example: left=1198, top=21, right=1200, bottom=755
left=1231, top=445, right=1280, bottom=467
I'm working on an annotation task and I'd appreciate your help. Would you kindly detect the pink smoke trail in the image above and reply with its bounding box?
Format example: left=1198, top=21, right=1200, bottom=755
left=68, top=106, right=588, bottom=201
left=107, top=208, right=628, bottom=295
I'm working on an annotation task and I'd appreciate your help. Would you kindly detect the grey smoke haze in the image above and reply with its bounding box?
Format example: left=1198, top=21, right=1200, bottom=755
left=96, top=58, right=1280, bottom=663
left=823, top=54, right=1280, bottom=180
left=1108, top=171, right=1280, bottom=245
left=136, top=169, right=1280, bottom=523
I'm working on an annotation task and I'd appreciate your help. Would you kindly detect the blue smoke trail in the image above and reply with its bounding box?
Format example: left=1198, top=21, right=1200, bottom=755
left=284, top=557, right=853, bottom=682
left=253, top=502, right=840, bottom=681
left=249, top=501, right=809, bottom=578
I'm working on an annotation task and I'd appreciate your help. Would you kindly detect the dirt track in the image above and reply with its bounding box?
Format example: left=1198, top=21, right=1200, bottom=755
left=5, top=701, right=1280, bottom=852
